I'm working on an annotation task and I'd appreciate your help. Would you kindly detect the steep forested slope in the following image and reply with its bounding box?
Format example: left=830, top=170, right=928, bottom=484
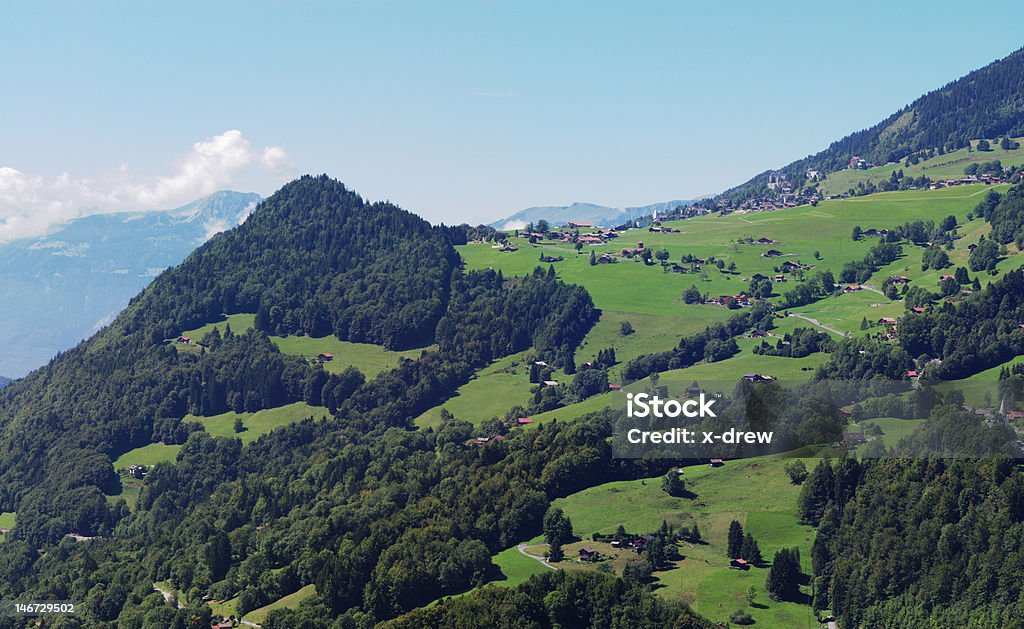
left=0, top=175, right=638, bottom=627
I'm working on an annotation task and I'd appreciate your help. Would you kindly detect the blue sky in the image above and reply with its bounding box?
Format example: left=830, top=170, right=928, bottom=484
left=1, top=1, right=1022, bottom=231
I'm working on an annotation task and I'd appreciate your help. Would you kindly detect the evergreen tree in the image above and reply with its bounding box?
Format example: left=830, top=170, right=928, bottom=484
left=728, top=520, right=744, bottom=558
left=740, top=533, right=763, bottom=565
left=662, top=471, right=686, bottom=497
left=798, top=460, right=835, bottom=525
left=765, top=547, right=801, bottom=601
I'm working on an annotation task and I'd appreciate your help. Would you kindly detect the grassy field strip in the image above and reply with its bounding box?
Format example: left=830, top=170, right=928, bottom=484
left=0, top=512, right=15, bottom=543
left=178, top=313, right=432, bottom=380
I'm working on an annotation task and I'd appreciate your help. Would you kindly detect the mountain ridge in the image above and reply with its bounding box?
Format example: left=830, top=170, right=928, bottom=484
left=0, top=190, right=260, bottom=376
left=490, top=198, right=698, bottom=229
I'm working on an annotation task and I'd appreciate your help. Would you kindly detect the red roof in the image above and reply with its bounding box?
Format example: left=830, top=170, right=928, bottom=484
left=907, top=370, right=918, bottom=378
left=517, top=417, right=533, bottom=424
left=608, top=384, right=622, bottom=390
left=911, top=307, right=925, bottom=314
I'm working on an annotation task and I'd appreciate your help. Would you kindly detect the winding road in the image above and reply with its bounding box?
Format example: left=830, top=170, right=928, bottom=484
left=787, top=313, right=849, bottom=338
left=153, top=585, right=183, bottom=609
left=517, top=543, right=558, bottom=570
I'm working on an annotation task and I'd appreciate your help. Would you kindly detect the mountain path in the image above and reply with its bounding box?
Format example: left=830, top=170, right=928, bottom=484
left=787, top=313, right=849, bottom=338
left=517, top=543, right=558, bottom=570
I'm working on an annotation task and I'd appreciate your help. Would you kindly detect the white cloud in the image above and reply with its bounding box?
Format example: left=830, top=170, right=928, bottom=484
left=0, top=130, right=292, bottom=243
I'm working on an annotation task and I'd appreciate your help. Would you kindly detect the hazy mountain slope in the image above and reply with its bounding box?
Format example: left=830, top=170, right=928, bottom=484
left=0, top=191, right=260, bottom=376
left=491, top=199, right=694, bottom=229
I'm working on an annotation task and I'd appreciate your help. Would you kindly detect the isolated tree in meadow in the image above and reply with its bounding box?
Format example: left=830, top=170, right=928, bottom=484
left=728, top=520, right=744, bottom=558
left=656, top=249, right=670, bottom=263
left=852, top=225, right=863, bottom=241
left=575, top=241, right=583, bottom=254
left=683, top=285, right=703, bottom=304
left=589, top=251, right=597, bottom=266
left=662, top=471, right=686, bottom=497
left=784, top=460, right=809, bottom=485
left=765, top=547, right=802, bottom=600
left=543, top=507, right=573, bottom=547
left=620, top=321, right=634, bottom=336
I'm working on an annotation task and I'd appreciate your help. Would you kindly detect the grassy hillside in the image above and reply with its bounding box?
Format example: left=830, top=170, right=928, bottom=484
left=186, top=401, right=328, bottom=445
left=244, top=584, right=317, bottom=625
left=415, top=351, right=533, bottom=429
left=178, top=313, right=431, bottom=380
left=112, top=443, right=183, bottom=469
left=818, top=138, right=1024, bottom=196
left=0, top=512, right=15, bottom=544
left=446, top=185, right=1023, bottom=431
left=493, top=456, right=817, bottom=627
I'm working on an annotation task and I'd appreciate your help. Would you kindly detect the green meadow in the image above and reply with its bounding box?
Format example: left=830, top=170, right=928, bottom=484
left=854, top=417, right=925, bottom=449
left=112, top=443, right=183, bottom=469
left=447, top=185, right=1024, bottom=430
left=415, top=351, right=533, bottom=429
left=492, top=456, right=817, bottom=627
left=244, top=584, right=317, bottom=625
left=111, top=401, right=326, bottom=470
left=178, top=313, right=432, bottom=380
left=186, top=401, right=328, bottom=445
left=0, top=512, right=15, bottom=543
left=934, top=355, right=1024, bottom=408
left=818, top=137, right=1024, bottom=196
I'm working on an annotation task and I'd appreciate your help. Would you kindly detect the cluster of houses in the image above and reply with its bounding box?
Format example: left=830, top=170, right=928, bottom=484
left=929, top=173, right=1003, bottom=189
left=663, top=258, right=710, bottom=274
left=706, top=293, right=752, bottom=307
left=515, top=225, right=624, bottom=247
left=608, top=534, right=657, bottom=554
left=124, top=464, right=149, bottom=479
left=842, top=431, right=867, bottom=446
left=848, top=156, right=874, bottom=170
left=749, top=269, right=801, bottom=283
left=620, top=241, right=649, bottom=258
left=731, top=192, right=820, bottom=213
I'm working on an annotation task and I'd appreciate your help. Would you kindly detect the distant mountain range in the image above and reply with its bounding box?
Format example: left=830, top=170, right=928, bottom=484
left=0, top=190, right=260, bottom=377
left=720, top=47, right=1024, bottom=203
left=0, top=376, right=10, bottom=388
left=490, top=199, right=697, bottom=230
